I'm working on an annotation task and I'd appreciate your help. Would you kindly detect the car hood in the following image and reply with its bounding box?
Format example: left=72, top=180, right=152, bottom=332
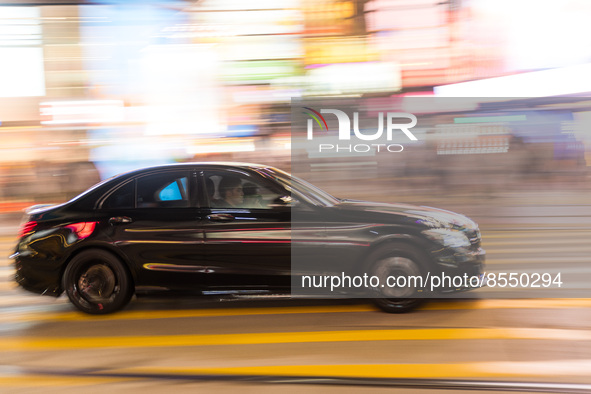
left=334, top=199, right=479, bottom=231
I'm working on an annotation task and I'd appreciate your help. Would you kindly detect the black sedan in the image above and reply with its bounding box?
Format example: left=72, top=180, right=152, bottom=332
left=11, top=163, right=485, bottom=314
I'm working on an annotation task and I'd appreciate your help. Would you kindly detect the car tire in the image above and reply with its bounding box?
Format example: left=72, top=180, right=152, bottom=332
left=367, top=243, right=426, bottom=313
left=62, top=249, right=133, bottom=314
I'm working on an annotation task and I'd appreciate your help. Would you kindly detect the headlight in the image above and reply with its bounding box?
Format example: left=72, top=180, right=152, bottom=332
left=422, top=228, right=471, bottom=248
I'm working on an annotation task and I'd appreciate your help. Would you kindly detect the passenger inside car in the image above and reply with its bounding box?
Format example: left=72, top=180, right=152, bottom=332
left=213, top=176, right=244, bottom=208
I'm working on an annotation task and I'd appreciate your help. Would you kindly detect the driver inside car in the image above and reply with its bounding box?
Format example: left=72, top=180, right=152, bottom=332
left=213, top=176, right=244, bottom=208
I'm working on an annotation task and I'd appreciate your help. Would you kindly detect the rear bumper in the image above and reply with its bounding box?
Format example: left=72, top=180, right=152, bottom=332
left=13, top=256, right=62, bottom=297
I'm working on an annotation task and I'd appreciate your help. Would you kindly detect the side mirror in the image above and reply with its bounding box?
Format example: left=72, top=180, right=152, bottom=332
left=269, top=195, right=298, bottom=208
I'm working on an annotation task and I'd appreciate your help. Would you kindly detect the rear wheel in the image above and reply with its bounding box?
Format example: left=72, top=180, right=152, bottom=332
left=368, top=244, right=426, bottom=313
left=62, top=249, right=133, bottom=314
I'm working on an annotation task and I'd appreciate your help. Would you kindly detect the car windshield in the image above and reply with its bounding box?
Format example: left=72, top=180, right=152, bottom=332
left=261, top=167, right=340, bottom=207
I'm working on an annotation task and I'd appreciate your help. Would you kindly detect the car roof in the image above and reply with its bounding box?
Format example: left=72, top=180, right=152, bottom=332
left=66, top=162, right=283, bottom=209
left=117, top=162, right=274, bottom=177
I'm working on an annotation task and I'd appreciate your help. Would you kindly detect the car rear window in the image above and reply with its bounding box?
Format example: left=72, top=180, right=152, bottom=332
left=102, top=181, right=135, bottom=209
left=136, top=172, right=190, bottom=208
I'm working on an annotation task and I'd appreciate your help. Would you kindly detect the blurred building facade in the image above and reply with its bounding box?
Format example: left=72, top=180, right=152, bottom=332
left=1, top=0, right=590, bottom=203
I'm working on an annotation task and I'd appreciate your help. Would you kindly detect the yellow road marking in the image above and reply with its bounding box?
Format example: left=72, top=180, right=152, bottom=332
left=5, top=360, right=591, bottom=383
left=1, top=327, right=590, bottom=351
left=5, top=299, right=591, bottom=324
left=0, top=281, right=16, bottom=291
left=119, top=359, right=591, bottom=379
left=425, top=298, right=591, bottom=310
left=0, top=375, right=131, bottom=387
left=14, top=304, right=378, bottom=322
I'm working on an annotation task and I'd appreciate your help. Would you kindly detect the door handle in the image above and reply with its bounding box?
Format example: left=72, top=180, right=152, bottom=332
left=109, top=216, right=133, bottom=224
left=207, top=214, right=235, bottom=222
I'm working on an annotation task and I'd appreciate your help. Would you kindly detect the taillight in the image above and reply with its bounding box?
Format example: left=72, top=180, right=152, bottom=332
left=65, top=222, right=97, bottom=239
left=19, top=221, right=37, bottom=238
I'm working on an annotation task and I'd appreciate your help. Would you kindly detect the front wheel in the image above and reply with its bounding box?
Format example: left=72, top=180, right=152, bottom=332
left=368, top=245, right=426, bottom=313
left=62, top=249, right=133, bottom=314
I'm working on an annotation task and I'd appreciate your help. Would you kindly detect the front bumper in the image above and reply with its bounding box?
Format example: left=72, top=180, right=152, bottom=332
left=431, top=247, right=486, bottom=294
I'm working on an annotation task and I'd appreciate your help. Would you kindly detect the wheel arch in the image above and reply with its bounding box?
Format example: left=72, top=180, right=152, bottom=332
left=355, top=234, right=433, bottom=276
left=362, top=236, right=431, bottom=314
left=59, top=244, right=136, bottom=294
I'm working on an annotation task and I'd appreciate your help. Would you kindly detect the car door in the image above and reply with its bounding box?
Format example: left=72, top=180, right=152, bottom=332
left=100, top=169, right=207, bottom=290
left=200, top=168, right=292, bottom=290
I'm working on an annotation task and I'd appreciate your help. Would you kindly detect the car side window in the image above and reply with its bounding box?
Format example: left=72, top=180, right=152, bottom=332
left=159, top=178, right=188, bottom=201
left=204, top=171, right=283, bottom=210
left=137, top=172, right=190, bottom=208
left=102, top=181, right=135, bottom=209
